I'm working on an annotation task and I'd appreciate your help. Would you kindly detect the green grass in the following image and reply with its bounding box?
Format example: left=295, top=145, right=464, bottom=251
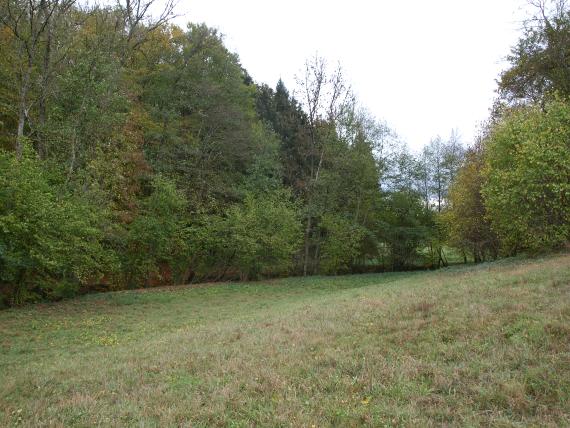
left=1, top=254, right=569, bottom=427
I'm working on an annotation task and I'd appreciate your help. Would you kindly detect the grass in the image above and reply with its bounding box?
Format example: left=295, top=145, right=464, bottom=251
left=1, top=253, right=569, bottom=427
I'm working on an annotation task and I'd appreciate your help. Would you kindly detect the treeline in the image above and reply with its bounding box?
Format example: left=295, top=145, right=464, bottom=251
left=0, top=0, right=568, bottom=306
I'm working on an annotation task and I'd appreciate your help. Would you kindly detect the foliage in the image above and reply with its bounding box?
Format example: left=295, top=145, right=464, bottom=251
left=192, top=190, right=302, bottom=280
left=377, top=191, right=433, bottom=270
left=1, top=0, right=566, bottom=305
left=255, top=79, right=310, bottom=194
left=482, top=99, right=570, bottom=253
left=498, top=0, right=570, bottom=104
left=124, top=176, right=190, bottom=286
left=140, top=24, right=259, bottom=209
left=318, top=214, right=366, bottom=274
left=445, top=146, right=499, bottom=262
left=0, top=147, right=114, bottom=304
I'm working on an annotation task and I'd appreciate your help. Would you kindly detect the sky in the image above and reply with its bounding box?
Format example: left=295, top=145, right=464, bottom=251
left=172, top=0, right=529, bottom=151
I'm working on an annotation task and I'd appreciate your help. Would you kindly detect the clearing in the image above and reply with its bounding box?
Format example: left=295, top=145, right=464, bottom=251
left=1, top=253, right=569, bottom=426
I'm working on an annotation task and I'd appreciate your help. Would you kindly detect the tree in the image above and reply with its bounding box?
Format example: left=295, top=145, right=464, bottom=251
left=498, top=0, right=570, bottom=105
left=115, top=0, right=176, bottom=60
left=295, top=55, right=355, bottom=275
left=377, top=190, right=432, bottom=270
left=257, top=78, right=387, bottom=275
left=482, top=99, right=570, bottom=253
left=0, top=0, right=77, bottom=157
left=255, top=79, right=311, bottom=195
left=311, top=117, right=383, bottom=273
left=418, top=132, right=464, bottom=213
left=2, top=0, right=497, bottom=305
left=141, top=24, right=260, bottom=210
left=443, top=129, right=465, bottom=186
left=445, top=143, right=499, bottom=262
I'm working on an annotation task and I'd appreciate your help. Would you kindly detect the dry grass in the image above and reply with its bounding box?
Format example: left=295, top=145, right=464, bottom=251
left=1, top=253, right=569, bottom=427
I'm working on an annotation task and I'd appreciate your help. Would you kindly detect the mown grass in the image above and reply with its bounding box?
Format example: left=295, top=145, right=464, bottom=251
left=1, top=253, right=569, bottom=427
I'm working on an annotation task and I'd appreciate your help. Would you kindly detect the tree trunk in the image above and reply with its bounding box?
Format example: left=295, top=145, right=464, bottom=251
left=303, top=216, right=312, bottom=276
left=16, top=68, right=32, bottom=158
left=313, top=235, right=322, bottom=275
left=438, top=247, right=448, bottom=267
left=38, top=15, right=53, bottom=159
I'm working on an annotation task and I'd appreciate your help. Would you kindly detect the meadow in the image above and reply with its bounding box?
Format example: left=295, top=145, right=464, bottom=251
left=1, top=253, right=569, bottom=427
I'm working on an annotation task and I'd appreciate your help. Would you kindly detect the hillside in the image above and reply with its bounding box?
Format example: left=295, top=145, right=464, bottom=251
left=1, top=253, right=569, bottom=426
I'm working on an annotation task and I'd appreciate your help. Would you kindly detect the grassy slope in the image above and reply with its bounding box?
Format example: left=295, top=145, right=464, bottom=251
left=1, top=254, right=569, bottom=427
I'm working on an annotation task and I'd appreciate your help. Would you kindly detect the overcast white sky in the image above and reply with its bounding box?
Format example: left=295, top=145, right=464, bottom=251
left=173, top=1, right=529, bottom=150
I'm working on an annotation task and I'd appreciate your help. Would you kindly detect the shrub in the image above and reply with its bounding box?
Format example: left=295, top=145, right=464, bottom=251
left=482, top=100, right=570, bottom=253
left=318, top=214, right=366, bottom=275
left=193, top=190, right=302, bottom=280
left=124, top=176, right=190, bottom=286
left=0, top=147, right=114, bottom=304
left=378, top=191, right=432, bottom=270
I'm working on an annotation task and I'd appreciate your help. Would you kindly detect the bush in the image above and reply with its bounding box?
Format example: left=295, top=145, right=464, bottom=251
left=444, top=148, right=499, bottom=262
left=192, top=190, right=302, bottom=280
left=483, top=100, right=570, bottom=253
left=378, top=191, right=432, bottom=270
left=124, top=176, right=190, bottom=286
left=0, top=148, right=114, bottom=304
left=318, top=214, right=366, bottom=275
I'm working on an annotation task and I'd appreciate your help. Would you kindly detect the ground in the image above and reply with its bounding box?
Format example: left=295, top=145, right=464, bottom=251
left=1, top=253, right=569, bottom=427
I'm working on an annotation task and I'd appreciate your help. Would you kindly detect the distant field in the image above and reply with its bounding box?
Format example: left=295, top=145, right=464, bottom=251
left=1, top=254, right=569, bottom=427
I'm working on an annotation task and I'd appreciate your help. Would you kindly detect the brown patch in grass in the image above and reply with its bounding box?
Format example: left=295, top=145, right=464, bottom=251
left=544, top=322, right=570, bottom=339
left=410, top=301, right=436, bottom=318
